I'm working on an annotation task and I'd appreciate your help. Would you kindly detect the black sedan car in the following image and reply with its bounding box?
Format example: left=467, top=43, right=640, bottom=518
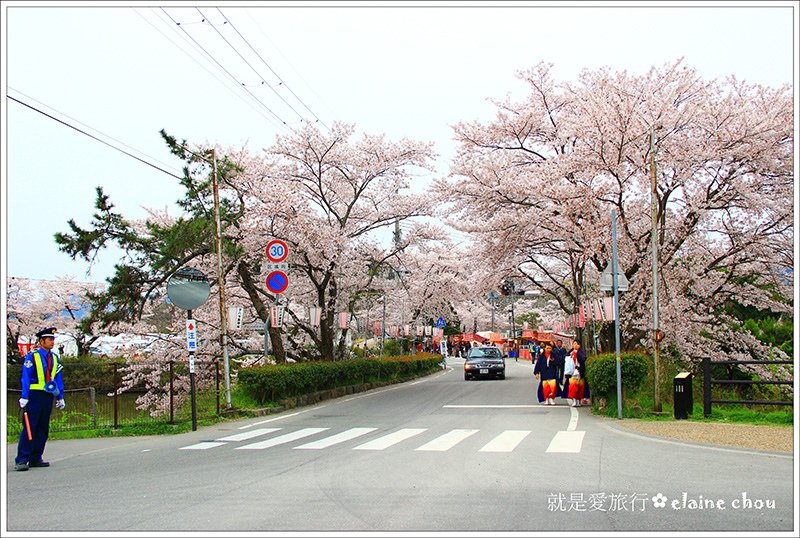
left=464, top=346, right=506, bottom=380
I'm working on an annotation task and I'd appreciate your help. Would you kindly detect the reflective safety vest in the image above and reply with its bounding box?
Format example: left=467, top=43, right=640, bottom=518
left=28, top=351, right=62, bottom=391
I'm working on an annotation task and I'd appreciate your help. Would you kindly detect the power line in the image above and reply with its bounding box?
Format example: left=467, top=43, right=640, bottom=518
left=160, top=7, right=290, bottom=129
left=197, top=7, right=305, bottom=122
left=7, top=95, right=183, bottom=181
left=217, top=7, right=330, bottom=131
left=134, top=8, right=284, bottom=129
left=8, top=86, right=182, bottom=176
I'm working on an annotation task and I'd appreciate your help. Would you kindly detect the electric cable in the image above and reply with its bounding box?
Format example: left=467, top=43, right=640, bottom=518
left=8, top=95, right=183, bottom=181
left=160, top=7, right=289, bottom=128
left=217, top=7, right=330, bottom=130
left=8, top=85, right=182, bottom=176
left=134, top=8, right=284, bottom=129
left=197, top=7, right=305, bottom=122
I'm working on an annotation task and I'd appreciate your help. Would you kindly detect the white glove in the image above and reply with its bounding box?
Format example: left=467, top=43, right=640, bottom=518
left=56, top=399, right=65, bottom=410
left=19, top=398, right=28, bottom=408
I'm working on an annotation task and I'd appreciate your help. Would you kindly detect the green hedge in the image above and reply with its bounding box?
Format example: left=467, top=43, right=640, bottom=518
left=586, top=352, right=650, bottom=397
left=237, top=355, right=442, bottom=404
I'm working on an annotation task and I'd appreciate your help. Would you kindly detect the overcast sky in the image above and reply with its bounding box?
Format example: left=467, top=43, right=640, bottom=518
left=2, top=1, right=797, bottom=284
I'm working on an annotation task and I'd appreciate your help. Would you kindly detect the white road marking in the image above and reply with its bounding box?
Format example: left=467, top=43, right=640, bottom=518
left=353, top=428, right=428, bottom=450
left=217, top=428, right=281, bottom=442
left=546, top=431, right=586, bottom=453
left=180, top=441, right=227, bottom=450
left=294, top=428, right=378, bottom=449
left=568, top=406, right=579, bottom=431
left=415, top=429, right=479, bottom=451
left=479, top=430, right=531, bottom=452
left=241, top=411, right=303, bottom=428
left=443, top=404, right=569, bottom=409
left=236, top=428, right=329, bottom=450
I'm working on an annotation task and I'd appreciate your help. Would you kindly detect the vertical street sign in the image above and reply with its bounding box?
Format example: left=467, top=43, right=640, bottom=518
left=265, top=239, right=290, bottom=295
left=186, top=319, right=198, bottom=356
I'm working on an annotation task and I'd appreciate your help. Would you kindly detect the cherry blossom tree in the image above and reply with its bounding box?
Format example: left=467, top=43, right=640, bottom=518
left=436, top=59, right=793, bottom=387
left=6, top=276, right=104, bottom=360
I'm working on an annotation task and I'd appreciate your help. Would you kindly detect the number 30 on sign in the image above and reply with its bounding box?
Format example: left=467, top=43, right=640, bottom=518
left=266, top=239, right=288, bottom=263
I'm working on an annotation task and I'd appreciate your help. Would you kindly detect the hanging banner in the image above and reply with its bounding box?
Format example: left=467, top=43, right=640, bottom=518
left=579, top=306, right=586, bottom=328
left=603, top=296, right=616, bottom=321
left=309, top=307, right=321, bottom=327
left=339, top=312, right=349, bottom=329
left=404, top=324, right=411, bottom=336
left=424, top=326, right=431, bottom=336
left=416, top=325, right=423, bottom=336
left=270, top=306, right=286, bottom=328
left=594, top=299, right=604, bottom=321
left=392, top=326, right=399, bottom=337
left=373, top=321, right=382, bottom=335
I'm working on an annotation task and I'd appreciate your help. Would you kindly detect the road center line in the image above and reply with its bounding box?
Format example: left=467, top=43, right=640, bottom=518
left=568, top=406, right=579, bottom=431
left=443, top=404, right=569, bottom=409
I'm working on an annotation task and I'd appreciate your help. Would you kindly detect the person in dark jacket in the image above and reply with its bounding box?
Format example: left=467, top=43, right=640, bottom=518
left=15, top=327, right=65, bottom=471
left=566, top=340, right=590, bottom=406
left=533, top=343, right=561, bottom=405
left=554, top=338, right=568, bottom=373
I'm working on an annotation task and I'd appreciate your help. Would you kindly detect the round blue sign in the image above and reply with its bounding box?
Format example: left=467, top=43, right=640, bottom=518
left=266, top=271, right=289, bottom=294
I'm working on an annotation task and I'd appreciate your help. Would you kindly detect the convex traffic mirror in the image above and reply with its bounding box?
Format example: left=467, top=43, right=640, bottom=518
left=166, top=267, right=211, bottom=310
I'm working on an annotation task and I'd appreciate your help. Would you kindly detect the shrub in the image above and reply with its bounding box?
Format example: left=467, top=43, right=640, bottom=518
left=237, top=355, right=441, bottom=405
left=382, top=339, right=403, bottom=357
left=586, top=352, right=650, bottom=397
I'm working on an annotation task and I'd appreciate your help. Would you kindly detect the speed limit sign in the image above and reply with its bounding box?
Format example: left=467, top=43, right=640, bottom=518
left=266, top=239, right=288, bottom=263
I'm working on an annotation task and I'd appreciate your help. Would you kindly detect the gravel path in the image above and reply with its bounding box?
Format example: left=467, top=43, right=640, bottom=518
left=614, top=420, right=794, bottom=453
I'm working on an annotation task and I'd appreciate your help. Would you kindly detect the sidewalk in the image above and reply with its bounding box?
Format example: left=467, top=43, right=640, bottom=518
left=613, top=419, right=794, bottom=453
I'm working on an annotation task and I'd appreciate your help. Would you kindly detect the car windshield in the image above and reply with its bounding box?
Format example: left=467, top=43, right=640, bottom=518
left=469, top=348, right=502, bottom=358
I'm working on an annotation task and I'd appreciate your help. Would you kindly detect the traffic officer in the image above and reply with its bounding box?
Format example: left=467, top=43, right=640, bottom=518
left=15, top=327, right=65, bottom=471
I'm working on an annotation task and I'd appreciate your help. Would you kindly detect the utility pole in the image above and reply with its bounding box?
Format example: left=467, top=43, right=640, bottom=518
left=210, top=149, right=232, bottom=409
left=612, top=209, right=623, bottom=420
left=650, top=127, right=662, bottom=412
left=379, top=291, right=386, bottom=359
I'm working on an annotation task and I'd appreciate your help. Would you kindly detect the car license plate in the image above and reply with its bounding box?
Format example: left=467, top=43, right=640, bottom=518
left=480, top=369, right=489, bottom=374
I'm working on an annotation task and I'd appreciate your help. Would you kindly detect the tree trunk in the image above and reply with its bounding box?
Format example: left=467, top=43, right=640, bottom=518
left=237, top=261, right=286, bottom=363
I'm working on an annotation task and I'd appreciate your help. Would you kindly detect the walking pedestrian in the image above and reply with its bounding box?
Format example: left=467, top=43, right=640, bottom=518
left=560, top=343, right=578, bottom=405
left=565, top=340, right=590, bottom=406
left=15, top=327, right=65, bottom=471
left=533, top=343, right=561, bottom=405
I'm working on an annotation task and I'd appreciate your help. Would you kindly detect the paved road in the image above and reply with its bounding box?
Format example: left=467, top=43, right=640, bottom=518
left=5, top=357, right=794, bottom=532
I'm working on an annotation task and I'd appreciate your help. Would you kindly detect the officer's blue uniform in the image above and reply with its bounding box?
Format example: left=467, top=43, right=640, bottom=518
left=16, top=347, right=64, bottom=466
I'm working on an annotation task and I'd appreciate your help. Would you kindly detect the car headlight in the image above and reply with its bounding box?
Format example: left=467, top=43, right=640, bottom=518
left=464, top=364, right=472, bottom=369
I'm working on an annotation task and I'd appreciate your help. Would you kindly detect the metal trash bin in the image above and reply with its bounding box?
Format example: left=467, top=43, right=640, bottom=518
left=673, top=372, right=693, bottom=420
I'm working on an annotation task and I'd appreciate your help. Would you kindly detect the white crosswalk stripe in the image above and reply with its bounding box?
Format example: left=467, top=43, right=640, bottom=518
left=177, top=426, right=578, bottom=454
left=235, top=427, right=329, bottom=450
left=295, top=427, right=378, bottom=449
left=217, top=428, right=281, bottom=442
left=180, top=441, right=227, bottom=450
left=415, top=429, right=479, bottom=451
left=546, top=431, right=586, bottom=453
left=353, top=428, right=428, bottom=450
left=478, top=430, right=531, bottom=452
